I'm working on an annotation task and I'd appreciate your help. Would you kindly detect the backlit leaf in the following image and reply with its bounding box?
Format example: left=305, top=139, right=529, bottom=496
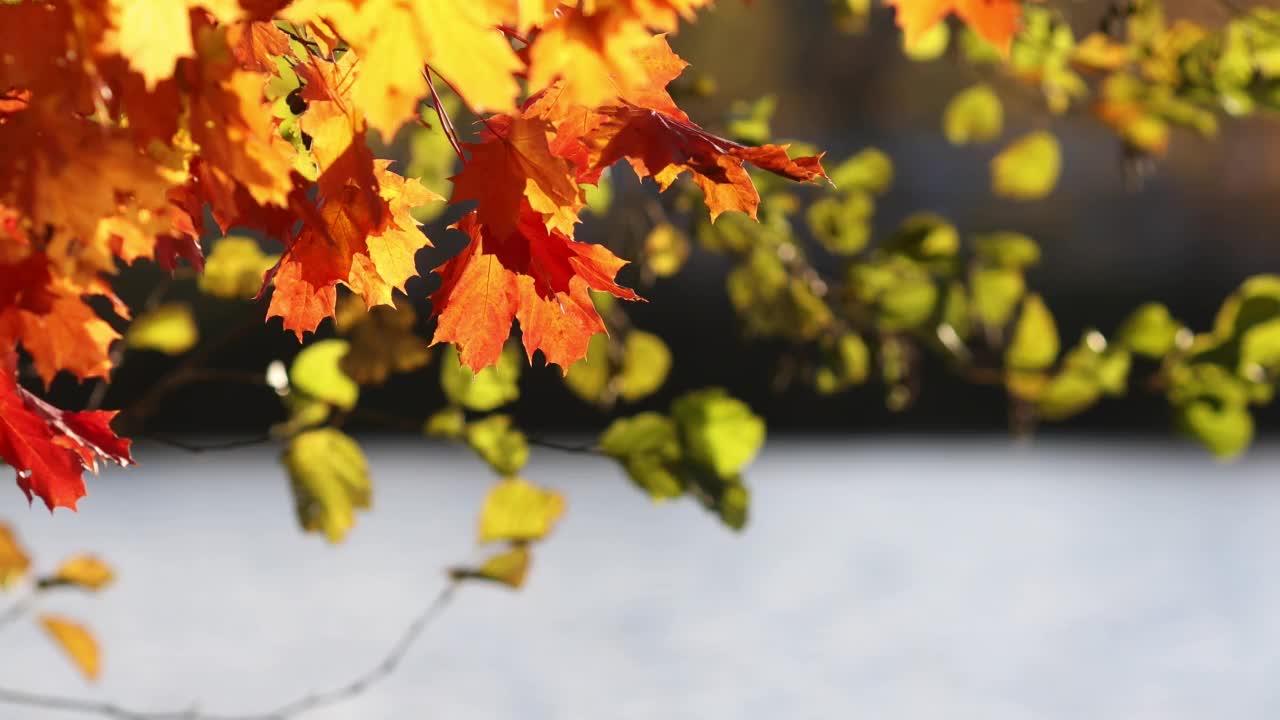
left=44, top=555, right=114, bottom=592
left=440, top=343, right=521, bottom=412
left=1006, top=294, right=1060, bottom=371
left=290, top=340, right=359, bottom=411
left=283, top=429, right=371, bottom=543
left=618, top=331, right=672, bottom=402
left=126, top=303, right=198, bottom=355
left=465, top=415, right=530, bottom=477
left=478, top=478, right=565, bottom=544
left=0, top=524, right=30, bottom=588
left=449, top=545, right=531, bottom=589
left=1118, top=303, right=1181, bottom=358
left=199, top=237, right=279, bottom=301
left=944, top=84, right=1004, bottom=144
left=671, top=388, right=766, bottom=479
left=991, top=131, right=1062, bottom=200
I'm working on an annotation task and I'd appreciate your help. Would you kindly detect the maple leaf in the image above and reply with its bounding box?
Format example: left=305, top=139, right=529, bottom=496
left=284, top=0, right=522, bottom=138
left=592, top=104, right=828, bottom=220
left=886, top=0, right=1021, bottom=53
left=0, top=353, right=132, bottom=511
left=451, top=116, right=585, bottom=239
left=267, top=163, right=440, bottom=338
left=430, top=208, right=638, bottom=372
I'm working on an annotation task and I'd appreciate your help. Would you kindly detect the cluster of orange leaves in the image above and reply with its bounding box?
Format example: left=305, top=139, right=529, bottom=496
left=0, top=0, right=836, bottom=512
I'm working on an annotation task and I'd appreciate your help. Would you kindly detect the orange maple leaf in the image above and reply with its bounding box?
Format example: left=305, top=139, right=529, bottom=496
left=886, top=0, right=1022, bottom=53
left=267, top=163, right=440, bottom=338
left=0, top=353, right=132, bottom=511
left=430, top=208, right=638, bottom=372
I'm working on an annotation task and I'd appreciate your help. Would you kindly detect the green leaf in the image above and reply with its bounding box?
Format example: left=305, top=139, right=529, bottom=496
left=1006, top=294, right=1060, bottom=371
left=816, top=332, right=871, bottom=395
left=828, top=148, right=894, bottom=194
left=1117, top=302, right=1181, bottom=358
left=970, top=267, right=1025, bottom=328
left=1037, top=370, right=1103, bottom=421
left=1240, top=317, right=1280, bottom=373
left=600, top=413, right=685, bottom=500
left=283, top=429, right=371, bottom=543
left=943, top=83, right=1004, bottom=145
left=126, top=303, right=199, bottom=355
left=441, top=343, right=521, bottom=412
left=291, top=339, right=359, bottom=411
left=715, top=483, right=750, bottom=531
left=973, top=232, right=1040, bottom=269
left=1169, top=363, right=1254, bottom=459
left=465, top=415, right=529, bottom=477
left=618, top=331, right=672, bottom=402
left=671, top=388, right=766, bottom=479
left=726, top=95, right=776, bottom=145
left=807, top=192, right=873, bottom=255
left=584, top=168, right=613, bottom=216
left=887, top=212, right=960, bottom=261
left=991, top=131, right=1062, bottom=200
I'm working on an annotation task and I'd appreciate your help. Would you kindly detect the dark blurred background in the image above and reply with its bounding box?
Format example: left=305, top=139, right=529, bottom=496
left=60, top=0, right=1280, bottom=438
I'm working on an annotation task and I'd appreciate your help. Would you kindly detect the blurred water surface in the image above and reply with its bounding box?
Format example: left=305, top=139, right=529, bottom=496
left=4, top=439, right=1280, bottom=719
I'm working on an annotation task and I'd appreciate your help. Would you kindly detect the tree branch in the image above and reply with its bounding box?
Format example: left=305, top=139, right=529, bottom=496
left=0, top=581, right=461, bottom=720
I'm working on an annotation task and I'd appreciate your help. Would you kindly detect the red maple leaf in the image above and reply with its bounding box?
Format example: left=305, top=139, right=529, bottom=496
left=0, top=353, right=132, bottom=511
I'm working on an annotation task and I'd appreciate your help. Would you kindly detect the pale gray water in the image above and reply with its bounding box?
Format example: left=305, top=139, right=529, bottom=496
left=3, top=439, right=1280, bottom=720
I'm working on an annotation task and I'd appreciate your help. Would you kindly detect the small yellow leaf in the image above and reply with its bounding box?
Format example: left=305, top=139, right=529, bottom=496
left=449, top=545, right=531, bottom=589
left=126, top=303, right=198, bottom=355
left=334, top=295, right=432, bottom=385
left=465, top=415, right=530, bottom=476
left=290, top=339, right=359, bottom=411
left=283, top=429, right=371, bottom=543
left=903, top=21, right=949, bottom=61
left=991, top=131, right=1062, bottom=200
left=1006, top=294, right=1061, bottom=371
left=40, top=615, right=100, bottom=682
left=618, top=331, right=672, bottom=402
left=0, top=524, right=30, bottom=588
left=644, top=223, right=691, bottom=278
left=47, top=555, right=114, bottom=592
left=943, top=84, right=1004, bottom=145
left=478, top=478, right=565, bottom=544
left=440, top=344, right=521, bottom=412
left=199, top=236, right=279, bottom=301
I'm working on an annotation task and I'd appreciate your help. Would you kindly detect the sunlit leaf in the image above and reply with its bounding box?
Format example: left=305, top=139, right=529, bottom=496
left=1118, top=302, right=1181, bottom=358
left=40, top=615, right=99, bottom=681
left=465, top=415, right=530, bottom=476
left=903, top=20, right=949, bottom=61
left=816, top=332, right=871, bottom=395
left=43, top=555, right=114, bottom=592
left=334, top=295, right=432, bottom=385
left=440, top=343, right=521, bottom=412
left=618, top=331, right=672, bottom=402
left=944, top=83, right=1004, bottom=145
left=0, top=524, right=30, bottom=588
left=991, top=131, right=1062, bottom=200
left=478, top=478, right=565, bottom=544
left=126, top=303, right=198, bottom=355
left=1006, top=294, right=1060, bottom=371
left=290, top=339, right=359, bottom=411
left=671, top=388, right=766, bottom=479
left=644, top=223, right=691, bottom=278
left=199, top=237, right=279, bottom=301
left=973, top=232, right=1040, bottom=269
left=808, top=192, right=873, bottom=255
left=971, top=266, right=1025, bottom=328
left=829, top=148, right=894, bottom=194
left=449, top=545, right=531, bottom=589
left=423, top=407, right=466, bottom=439
left=283, top=429, right=371, bottom=543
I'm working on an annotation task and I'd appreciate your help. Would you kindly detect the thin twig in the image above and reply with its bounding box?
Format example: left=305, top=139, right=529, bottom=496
left=526, top=437, right=601, bottom=455
left=422, top=68, right=466, bottom=163
left=0, top=590, right=35, bottom=633
left=0, top=581, right=461, bottom=720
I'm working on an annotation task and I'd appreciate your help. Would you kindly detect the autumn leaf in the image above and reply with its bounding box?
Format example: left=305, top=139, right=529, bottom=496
left=334, top=294, right=432, bottom=385
left=886, top=0, right=1021, bottom=54
left=0, top=523, right=30, bottom=588
left=283, top=428, right=371, bottom=543
left=449, top=545, right=531, bottom=589
left=430, top=208, right=639, bottom=372
left=592, top=105, right=828, bottom=221
left=451, top=116, right=585, bottom=239
left=40, top=615, right=101, bottom=682
left=0, top=353, right=133, bottom=511
left=43, top=555, right=115, bottom=592
left=478, top=477, right=565, bottom=544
